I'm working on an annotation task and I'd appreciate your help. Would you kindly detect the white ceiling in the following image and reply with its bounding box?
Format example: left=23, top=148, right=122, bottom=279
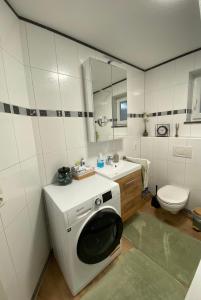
left=9, top=0, right=201, bottom=69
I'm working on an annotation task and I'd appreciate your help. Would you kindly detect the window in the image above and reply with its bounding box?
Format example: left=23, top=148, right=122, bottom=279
left=120, top=100, right=127, bottom=121
left=112, top=93, right=127, bottom=127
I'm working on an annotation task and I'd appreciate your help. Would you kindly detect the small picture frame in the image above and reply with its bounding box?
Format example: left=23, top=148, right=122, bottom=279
left=155, top=124, right=170, bottom=137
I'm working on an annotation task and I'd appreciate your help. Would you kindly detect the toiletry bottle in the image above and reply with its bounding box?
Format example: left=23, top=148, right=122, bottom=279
left=97, top=153, right=104, bottom=168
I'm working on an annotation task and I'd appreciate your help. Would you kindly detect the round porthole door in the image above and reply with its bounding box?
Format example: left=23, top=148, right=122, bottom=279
left=77, top=208, right=123, bottom=264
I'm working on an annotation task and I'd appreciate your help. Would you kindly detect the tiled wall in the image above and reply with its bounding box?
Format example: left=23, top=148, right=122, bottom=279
left=143, top=53, right=201, bottom=210
left=0, top=1, right=144, bottom=299
left=20, top=20, right=145, bottom=183
left=0, top=1, right=49, bottom=300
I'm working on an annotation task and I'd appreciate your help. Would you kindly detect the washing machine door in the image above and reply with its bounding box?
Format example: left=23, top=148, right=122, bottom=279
left=77, top=208, right=123, bottom=264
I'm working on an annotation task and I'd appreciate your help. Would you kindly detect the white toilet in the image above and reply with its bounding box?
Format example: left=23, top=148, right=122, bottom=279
left=157, top=185, right=189, bottom=214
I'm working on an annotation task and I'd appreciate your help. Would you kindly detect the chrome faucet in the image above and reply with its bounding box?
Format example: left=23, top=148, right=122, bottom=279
left=106, top=155, right=113, bottom=165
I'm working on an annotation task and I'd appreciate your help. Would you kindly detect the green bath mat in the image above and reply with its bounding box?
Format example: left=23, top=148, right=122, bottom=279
left=82, top=249, right=187, bottom=300
left=123, top=213, right=201, bottom=287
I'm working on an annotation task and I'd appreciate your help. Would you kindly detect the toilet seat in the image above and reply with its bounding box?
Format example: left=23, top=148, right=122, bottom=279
left=157, top=185, right=189, bottom=205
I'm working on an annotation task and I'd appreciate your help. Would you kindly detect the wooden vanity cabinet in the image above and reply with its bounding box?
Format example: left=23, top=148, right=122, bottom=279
left=116, top=170, right=143, bottom=222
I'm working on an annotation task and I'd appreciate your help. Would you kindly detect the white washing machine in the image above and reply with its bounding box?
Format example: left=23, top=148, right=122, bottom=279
left=44, top=174, right=123, bottom=296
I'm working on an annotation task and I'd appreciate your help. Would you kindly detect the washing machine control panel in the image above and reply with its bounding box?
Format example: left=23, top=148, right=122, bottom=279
left=95, top=198, right=102, bottom=207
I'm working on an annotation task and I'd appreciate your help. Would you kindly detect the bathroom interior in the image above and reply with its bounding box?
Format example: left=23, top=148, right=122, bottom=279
left=1, top=0, right=201, bottom=299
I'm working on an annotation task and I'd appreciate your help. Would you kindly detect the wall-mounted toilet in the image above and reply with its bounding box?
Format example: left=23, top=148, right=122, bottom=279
left=157, top=185, right=189, bottom=214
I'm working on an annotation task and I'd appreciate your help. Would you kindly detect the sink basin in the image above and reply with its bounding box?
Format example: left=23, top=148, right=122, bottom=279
left=95, top=160, right=141, bottom=181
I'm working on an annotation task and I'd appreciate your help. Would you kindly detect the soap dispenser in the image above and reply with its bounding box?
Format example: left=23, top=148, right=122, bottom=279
left=97, top=153, right=104, bottom=168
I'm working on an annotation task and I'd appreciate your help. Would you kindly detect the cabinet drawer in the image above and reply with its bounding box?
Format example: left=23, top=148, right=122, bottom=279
left=116, top=170, right=141, bottom=193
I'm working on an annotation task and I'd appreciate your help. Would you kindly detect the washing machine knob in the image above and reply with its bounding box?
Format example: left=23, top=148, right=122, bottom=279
left=95, top=198, right=102, bottom=206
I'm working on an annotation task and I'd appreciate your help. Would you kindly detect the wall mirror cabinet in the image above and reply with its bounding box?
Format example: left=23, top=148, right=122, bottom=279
left=83, top=58, right=127, bottom=143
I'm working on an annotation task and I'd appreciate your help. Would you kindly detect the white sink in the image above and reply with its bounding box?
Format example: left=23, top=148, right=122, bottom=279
left=95, top=160, right=141, bottom=181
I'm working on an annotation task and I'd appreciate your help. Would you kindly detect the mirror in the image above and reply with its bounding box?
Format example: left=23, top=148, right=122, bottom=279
left=83, top=58, right=127, bottom=142
left=187, top=69, right=201, bottom=122
left=111, top=65, right=127, bottom=140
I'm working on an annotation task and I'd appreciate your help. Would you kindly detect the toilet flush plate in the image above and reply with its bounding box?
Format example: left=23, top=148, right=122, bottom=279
left=173, top=146, right=192, bottom=158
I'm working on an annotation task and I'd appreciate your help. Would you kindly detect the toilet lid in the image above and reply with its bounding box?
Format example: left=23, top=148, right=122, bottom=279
left=157, top=185, right=189, bottom=205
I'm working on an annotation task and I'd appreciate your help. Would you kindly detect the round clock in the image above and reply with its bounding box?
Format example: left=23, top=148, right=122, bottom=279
left=157, top=125, right=168, bottom=136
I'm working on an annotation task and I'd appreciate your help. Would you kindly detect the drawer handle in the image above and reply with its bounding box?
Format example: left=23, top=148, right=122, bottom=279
left=125, top=179, right=135, bottom=186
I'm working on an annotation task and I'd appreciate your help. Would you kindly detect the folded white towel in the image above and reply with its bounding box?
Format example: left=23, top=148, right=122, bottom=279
left=125, top=157, right=151, bottom=190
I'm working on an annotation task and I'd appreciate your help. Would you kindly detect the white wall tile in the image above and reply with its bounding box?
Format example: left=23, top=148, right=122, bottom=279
left=127, top=70, right=144, bottom=93
left=146, top=117, right=157, bottom=137
left=186, top=138, right=201, bottom=165
left=154, top=88, right=173, bottom=112
left=22, top=157, right=49, bottom=276
left=172, top=83, right=188, bottom=110
left=43, top=150, right=67, bottom=184
left=122, top=137, right=141, bottom=158
left=31, top=117, right=42, bottom=154
left=13, top=115, right=36, bottom=161
left=185, top=163, right=201, bottom=190
left=0, top=113, right=19, bottom=171
left=0, top=49, right=9, bottom=102
left=145, top=68, right=157, bottom=92
left=153, top=159, right=168, bottom=189
left=127, top=91, right=144, bottom=114
left=19, top=21, right=30, bottom=66
left=67, top=147, right=88, bottom=166
left=152, top=137, right=169, bottom=160
left=0, top=230, right=22, bottom=300
left=172, top=114, right=191, bottom=137
left=190, top=124, right=201, bottom=138
left=31, top=68, right=61, bottom=110
left=26, top=24, right=57, bottom=72
left=141, top=137, right=153, bottom=161
left=55, top=34, right=80, bottom=77
left=174, top=54, right=194, bottom=85
left=27, top=197, right=49, bottom=277
left=186, top=189, right=201, bottom=210
left=24, top=66, right=35, bottom=108
left=0, top=0, right=23, bottom=63
left=5, top=207, right=36, bottom=299
left=167, top=160, right=185, bottom=186
left=0, top=164, right=26, bottom=228
left=3, top=52, right=29, bottom=107
left=145, top=92, right=157, bottom=113
left=20, top=156, right=42, bottom=204
left=38, top=117, right=66, bottom=154
left=37, top=154, right=46, bottom=186
left=127, top=119, right=144, bottom=138
left=155, top=61, right=175, bottom=90
left=59, top=74, right=84, bottom=111
left=64, top=118, right=86, bottom=149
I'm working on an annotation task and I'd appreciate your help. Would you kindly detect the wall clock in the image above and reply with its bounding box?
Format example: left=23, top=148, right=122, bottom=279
left=155, top=124, right=170, bottom=137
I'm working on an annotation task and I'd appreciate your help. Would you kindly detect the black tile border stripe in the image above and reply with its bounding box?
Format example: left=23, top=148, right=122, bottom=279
left=127, top=109, right=188, bottom=118
left=0, top=102, right=189, bottom=119
left=0, top=101, right=94, bottom=118
left=147, top=109, right=188, bottom=118
left=4, top=0, right=201, bottom=72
